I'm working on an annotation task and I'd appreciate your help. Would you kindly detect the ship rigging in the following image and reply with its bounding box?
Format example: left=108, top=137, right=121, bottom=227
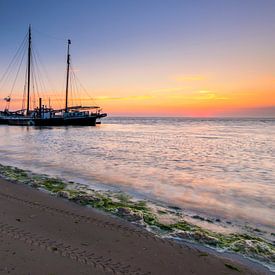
left=0, top=25, right=107, bottom=126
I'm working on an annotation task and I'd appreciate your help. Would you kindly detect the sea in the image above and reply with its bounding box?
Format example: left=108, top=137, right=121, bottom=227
left=0, top=117, right=274, bottom=237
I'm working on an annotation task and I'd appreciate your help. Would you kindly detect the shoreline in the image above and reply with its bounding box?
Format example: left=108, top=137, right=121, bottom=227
left=0, top=163, right=274, bottom=269
left=1, top=158, right=274, bottom=240
left=0, top=168, right=273, bottom=274
left=1, top=160, right=274, bottom=237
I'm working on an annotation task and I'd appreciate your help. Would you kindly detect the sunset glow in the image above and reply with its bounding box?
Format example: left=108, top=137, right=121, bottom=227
left=0, top=0, right=275, bottom=117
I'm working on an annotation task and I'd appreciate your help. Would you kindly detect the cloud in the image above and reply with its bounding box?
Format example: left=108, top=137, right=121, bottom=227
left=174, top=75, right=205, bottom=82
left=198, top=90, right=211, bottom=94
left=94, top=95, right=153, bottom=101
left=152, top=87, right=188, bottom=93
left=151, top=88, right=230, bottom=102
left=194, top=90, right=229, bottom=101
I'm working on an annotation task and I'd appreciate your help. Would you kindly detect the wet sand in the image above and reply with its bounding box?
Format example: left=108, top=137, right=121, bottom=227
left=0, top=178, right=270, bottom=274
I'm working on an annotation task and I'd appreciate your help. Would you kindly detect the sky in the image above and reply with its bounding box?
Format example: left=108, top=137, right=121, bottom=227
left=0, top=0, right=275, bottom=117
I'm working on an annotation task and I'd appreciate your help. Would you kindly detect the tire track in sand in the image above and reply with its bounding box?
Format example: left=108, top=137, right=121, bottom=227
left=0, top=190, right=181, bottom=251
left=0, top=222, right=149, bottom=275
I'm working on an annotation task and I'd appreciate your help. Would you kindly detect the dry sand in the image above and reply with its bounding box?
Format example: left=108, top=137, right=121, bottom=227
left=0, top=178, right=271, bottom=274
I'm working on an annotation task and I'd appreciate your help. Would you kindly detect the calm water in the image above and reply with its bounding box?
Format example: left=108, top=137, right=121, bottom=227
left=0, top=117, right=274, bottom=231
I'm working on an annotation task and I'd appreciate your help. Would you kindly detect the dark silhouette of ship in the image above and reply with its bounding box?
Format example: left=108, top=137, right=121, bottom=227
left=0, top=26, right=107, bottom=126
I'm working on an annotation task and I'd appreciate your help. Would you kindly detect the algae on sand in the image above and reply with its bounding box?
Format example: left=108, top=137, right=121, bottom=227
left=0, top=163, right=274, bottom=268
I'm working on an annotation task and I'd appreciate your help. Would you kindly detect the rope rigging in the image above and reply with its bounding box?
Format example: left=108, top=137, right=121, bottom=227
left=6, top=40, right=27, bottom=110
left=0, top=27, right=100, bottom=112
left=0, top=31, right=28, bottom=89
left=0, top=32, right=28, bottom=111
left=70, top=61, right=98, bottom=107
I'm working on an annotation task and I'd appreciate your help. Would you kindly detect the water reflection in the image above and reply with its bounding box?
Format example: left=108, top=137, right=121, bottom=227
left=0, top=117, right=274, bottom=230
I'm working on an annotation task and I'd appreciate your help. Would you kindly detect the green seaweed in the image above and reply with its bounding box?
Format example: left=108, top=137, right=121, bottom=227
left=66, top=189, right=81, bottom=197
left=92, top=196, right=117, bottom=210
left=131, top=200, right=148, bottom=211
left=115, top=193, right=131, bottom=203
left=172, top=221, right=194, bottom=232
left=0, top=165, right=29, bottom=182
left=157, top=210, right=168, bottom=215
left=40, top=178, right=66, bottom=193
left=169, top=222, right=275, bottom=263
left=1, top=163, right=274, bottom=266
left=142, top=213, right=172, bottom=231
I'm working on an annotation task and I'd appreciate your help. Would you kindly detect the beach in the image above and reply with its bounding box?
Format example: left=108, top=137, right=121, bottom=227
left=0, top=0, right=275, bottom=273
left=0, top=177, right=270, bottom=275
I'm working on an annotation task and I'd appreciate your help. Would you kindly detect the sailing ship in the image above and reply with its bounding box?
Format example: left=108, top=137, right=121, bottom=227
left=0, top=26, right=107, bottom=126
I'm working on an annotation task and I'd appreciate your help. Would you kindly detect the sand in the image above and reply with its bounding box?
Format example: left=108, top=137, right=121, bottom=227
left=0, top=177, right=270, bottom=274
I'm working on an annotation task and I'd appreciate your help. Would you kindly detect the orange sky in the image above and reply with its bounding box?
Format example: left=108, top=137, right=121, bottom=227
left=1, top=73, right=275, bottom=117
left=78, top=73, right=275, bottom=117
left=1, top=1, right=275, bottom=117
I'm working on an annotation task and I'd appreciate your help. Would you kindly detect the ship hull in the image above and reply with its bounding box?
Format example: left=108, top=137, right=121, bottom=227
left=0, top=27, right=107, bottom=126
left=34, top=116, right=97, bottom=126
left=1, top=115, right=106, bottom=126
left=0, top=118, right=9, bottom=124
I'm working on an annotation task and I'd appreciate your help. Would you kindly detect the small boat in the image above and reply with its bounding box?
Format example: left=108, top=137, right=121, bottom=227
left=0, top=26, right=107, bottom=126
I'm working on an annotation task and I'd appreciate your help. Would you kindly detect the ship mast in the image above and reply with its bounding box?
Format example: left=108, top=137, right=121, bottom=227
left=26, top=25, right=31, bottom=115
left=65, top=39, right=71, bottom=112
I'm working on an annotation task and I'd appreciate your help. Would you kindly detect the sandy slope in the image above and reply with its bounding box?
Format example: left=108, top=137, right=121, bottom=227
left=0, top=178, right=270, bottom=275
